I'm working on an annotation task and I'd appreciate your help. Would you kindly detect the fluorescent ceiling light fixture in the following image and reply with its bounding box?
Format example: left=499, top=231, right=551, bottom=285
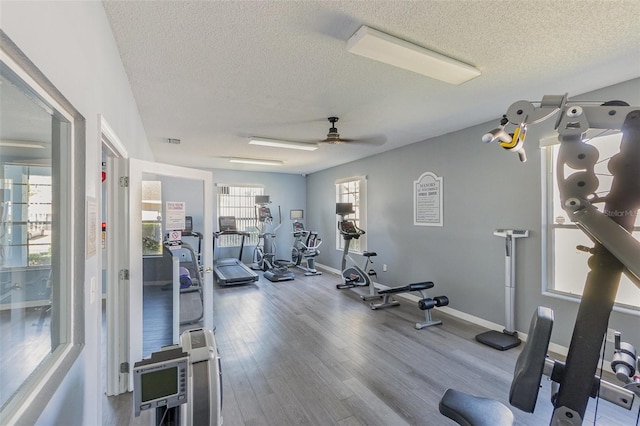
left=0, top=140, right=46, bottom=149
left=228, top=157, right=283, bottom=166
left=249, top=137, right=318, bottom=151
left=347, top=25, right=481, bottom=85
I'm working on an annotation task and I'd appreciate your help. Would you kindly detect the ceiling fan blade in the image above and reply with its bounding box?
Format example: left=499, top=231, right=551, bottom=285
left=321, top=137, right=354, bottom=144
left=331, top=135, right=387, bottom=146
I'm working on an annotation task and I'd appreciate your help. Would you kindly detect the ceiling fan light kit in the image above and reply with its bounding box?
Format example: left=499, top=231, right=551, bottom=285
left=249, top=137, right=319, bottom=151
left=323, top=117, right=346, bottom=144
left=347, top=25, right=481, bottom=85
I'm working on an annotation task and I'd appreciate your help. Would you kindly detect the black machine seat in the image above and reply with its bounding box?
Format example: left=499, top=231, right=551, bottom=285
left=377, top=281, right=434, bottom=295
left=362, top=251, right=377, bottom=257
left=439, top=389, right=514, bottom=426
left=509, top=306, right=554, bottom=412
left=439, top=307, right=554, bottom=425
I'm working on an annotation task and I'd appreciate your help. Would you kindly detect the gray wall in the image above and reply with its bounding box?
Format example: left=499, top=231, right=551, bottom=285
left=307, top=78, right=640, bottom=352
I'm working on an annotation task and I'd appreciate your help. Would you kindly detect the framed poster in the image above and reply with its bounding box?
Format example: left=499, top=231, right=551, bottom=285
left=414, top=172, right=443, bottom=227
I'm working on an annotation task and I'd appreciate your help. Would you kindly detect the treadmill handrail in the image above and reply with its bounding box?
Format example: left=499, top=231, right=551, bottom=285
left=214, top=230, right=250, bottom=237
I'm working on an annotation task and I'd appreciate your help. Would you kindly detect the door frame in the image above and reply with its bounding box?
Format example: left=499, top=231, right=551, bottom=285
left=128, top=158, right=214, bottom=390
left=99, top=115, right=129, bottom=396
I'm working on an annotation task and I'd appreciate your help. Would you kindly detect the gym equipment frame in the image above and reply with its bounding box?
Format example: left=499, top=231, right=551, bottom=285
left=444, top=95, right=640, bottom=425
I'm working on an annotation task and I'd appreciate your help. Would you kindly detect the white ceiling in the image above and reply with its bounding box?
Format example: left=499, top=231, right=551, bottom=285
left=101, top=0, right=640, bottom=175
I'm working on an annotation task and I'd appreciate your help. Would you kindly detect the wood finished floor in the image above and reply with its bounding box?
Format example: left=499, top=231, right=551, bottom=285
left=103, top=268, right=639, bottom=425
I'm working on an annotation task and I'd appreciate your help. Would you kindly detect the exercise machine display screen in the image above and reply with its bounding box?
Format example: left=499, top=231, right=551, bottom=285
left=141, top=367, right=178, bottom=402
left=290, top=209, right=304, bottom=220
left=341, top=221, right=356, bottom=233
left=183, top=216, right=193, bottom=233
left=133, top=347, right=189, bottom=417
left=258, top=206, right=272, bottom=221
left=336, top=202, right=354, bottom=215
left=255, top=195, right=270, bottom=205
left=218, top=216, right=237, bottom=232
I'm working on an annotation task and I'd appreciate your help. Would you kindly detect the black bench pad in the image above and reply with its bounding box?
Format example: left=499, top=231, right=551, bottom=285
left=377, top=281, right=434, bottom=295
left=439, top=389, right=514, bottom=426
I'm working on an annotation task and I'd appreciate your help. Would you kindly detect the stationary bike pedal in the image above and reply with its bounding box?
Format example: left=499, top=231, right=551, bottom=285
left=368, top=269, right=377, bottom=277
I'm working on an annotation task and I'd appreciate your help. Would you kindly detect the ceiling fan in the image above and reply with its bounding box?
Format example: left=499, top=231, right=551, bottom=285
left=319, top=117, right=387, bottom=146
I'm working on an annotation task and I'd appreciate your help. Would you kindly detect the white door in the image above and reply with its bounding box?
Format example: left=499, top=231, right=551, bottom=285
left=128, top=158, right=214, bottom=390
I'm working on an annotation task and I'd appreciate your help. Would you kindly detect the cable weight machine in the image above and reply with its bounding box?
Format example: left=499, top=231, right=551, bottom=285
left=476, top=229, right=529, bottom=351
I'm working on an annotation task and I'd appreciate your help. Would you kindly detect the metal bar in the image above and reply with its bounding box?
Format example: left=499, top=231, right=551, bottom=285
left=551, top=110, right=640, bottom=425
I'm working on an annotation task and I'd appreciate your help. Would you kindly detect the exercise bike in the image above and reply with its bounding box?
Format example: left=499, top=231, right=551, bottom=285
left=335, top=202, right=450, bottom=329
left=335, top=202, right=389, bottom=302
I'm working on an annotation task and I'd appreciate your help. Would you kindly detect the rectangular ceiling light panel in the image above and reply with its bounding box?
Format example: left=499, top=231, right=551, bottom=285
left=0, top=140, right=46, bottom=149
left=229, top=157, right=283, bottom=166
left=249, top=137, right=318, bottom=151
left=347, top=25, right=481, bottom=85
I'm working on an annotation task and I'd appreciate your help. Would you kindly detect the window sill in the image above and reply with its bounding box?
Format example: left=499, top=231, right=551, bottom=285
left=1, top=342, right=83, bottom=425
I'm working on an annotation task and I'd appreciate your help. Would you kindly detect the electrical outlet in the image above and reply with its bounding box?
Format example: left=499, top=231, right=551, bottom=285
left=383, top=264, right=388, bottom=272
left=606, top=328, right=616, bottom=342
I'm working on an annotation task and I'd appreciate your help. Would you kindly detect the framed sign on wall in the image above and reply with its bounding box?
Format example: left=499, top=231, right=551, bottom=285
left=414, top=172, right=443, bottom=227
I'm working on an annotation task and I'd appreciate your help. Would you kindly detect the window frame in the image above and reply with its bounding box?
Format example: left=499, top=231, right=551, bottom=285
left=542, top=136, right=639, bottom=313
left=216, top=183, right=264, bottom=247
left=335, top=176, right=367, bottom=253
left=0, top=31, right=85, bottom=424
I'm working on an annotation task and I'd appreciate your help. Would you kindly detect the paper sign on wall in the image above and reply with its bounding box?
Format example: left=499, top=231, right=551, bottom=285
left=414, top=172, right=443, bottom=227
left=165, top=201, right=186, bottom=231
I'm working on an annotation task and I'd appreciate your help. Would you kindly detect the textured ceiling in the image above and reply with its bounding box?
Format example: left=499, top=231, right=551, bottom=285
left=101, top=0, right=640, bottom=174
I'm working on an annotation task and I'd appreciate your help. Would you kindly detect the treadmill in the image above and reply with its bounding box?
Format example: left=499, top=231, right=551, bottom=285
left=213, top=216, right=259, bottom=286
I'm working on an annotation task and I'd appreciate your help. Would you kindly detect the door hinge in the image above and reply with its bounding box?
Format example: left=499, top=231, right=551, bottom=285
left=120, top=362, right=129, bottom=373
left=119, top=269, right=130, bottom=280
left=119, top=176, right=129, bottom=187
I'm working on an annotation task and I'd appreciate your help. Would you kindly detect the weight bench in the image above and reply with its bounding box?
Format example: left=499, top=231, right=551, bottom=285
left=371, top=281, right=449, bottom=329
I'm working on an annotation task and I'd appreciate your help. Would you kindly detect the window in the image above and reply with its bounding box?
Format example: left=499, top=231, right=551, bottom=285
left=1, top=36, right=84, bottom=423
left=335, top=176, right=367, bottom=253
left=141, top=180, right=163, bottom=256
left=216, top=184, right=264, bottom=247
left=544, top=133, right=640, bottom=310
left=1, top=166, right=52, bottom=266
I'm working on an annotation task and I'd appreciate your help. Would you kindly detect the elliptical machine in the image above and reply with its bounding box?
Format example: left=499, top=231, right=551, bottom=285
left=291, top=210, right=323, bottom=276
left=252, top=195, right=295, bottom=282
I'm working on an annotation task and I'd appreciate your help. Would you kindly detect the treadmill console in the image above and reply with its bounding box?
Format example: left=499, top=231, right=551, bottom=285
left=218, top=216, right=238, bottom=232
